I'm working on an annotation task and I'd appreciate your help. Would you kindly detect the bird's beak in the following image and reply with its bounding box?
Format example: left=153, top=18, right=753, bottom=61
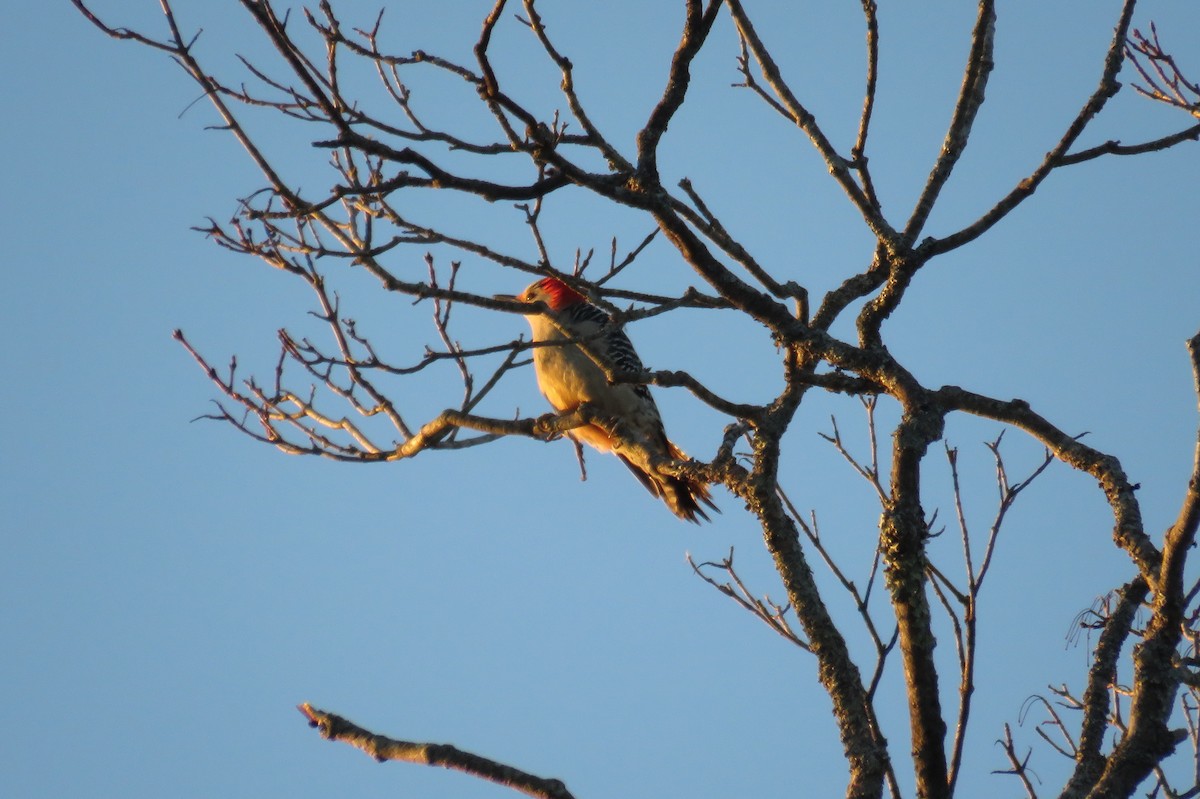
left=495, top=293, right=532, bottom=312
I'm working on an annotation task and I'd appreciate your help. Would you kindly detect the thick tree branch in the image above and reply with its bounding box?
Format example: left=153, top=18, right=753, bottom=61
left=1059, top=578, right=1148, bottom=799
left=882, top=407, right=950, bottom=799
left=1163, top=331, right=1200, bottom=599
left=1087, top=332, right=1200, bottom=794
left=734, top=425, right=892, bottom=799
left=937, top=385, right=1159, bottom=584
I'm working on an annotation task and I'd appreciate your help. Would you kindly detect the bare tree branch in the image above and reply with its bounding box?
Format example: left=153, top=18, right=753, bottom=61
left=298, top=703, right=576, bottom=799
left=69, top=2, right=1200, bottom=797
left=921, top=0, right=1143, bottom=258
left=723, top=0, right=899, bottom=251
left=1127, top=24, right=1200, bottom=117
left=902, top=0, right=995, bottom=245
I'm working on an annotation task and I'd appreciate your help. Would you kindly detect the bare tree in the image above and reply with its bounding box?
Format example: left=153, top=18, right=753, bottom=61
left=72, top=1, right=1200, bottom=798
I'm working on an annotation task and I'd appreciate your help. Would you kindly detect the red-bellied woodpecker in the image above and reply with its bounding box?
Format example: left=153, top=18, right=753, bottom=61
left=502, top=276, right=717, bottom=523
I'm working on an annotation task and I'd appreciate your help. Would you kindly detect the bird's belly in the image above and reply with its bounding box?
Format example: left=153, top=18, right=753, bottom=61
left=534, top=347, right=608, bottom=410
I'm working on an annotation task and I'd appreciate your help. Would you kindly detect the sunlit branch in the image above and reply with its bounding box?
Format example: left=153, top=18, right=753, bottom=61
left=635, top=0, right=723, bottom=181
left=776, top=489, right=899, bottom=692
left=920, top=0, right=1139, bottom=258
left=819, top=401, right=887, bottom=502
left=940, top=435, right=1053, bottom=793
left=723, top=0, right=899, bottom=251
left=937, top=384, right=1160, bottom=585
left=1127, top=23, right=1200, bottom=117
left=811, top=245, right=890, bottom=333
left=71, top=1, right=1200, bottom=796
left=994, top=723, right=1040, bottom=799
left=1059, top=579, right=1147, bottom=797
left=298, top=703, right=576, bottom=799
left=851, top=0, right=882, bottom=212
left=687, top=548, right=811, bottom=651
left=519, top=0, right=631, bottom=173
left=1162, top=330, right=1200, bottom=604
left=975, top=435, right=1055, bottom=590
left=902, top=0, right=995, bottom=245
left=672, top=178, right=805, bottom=303
left=593, top=229, right=658, bottom=286
left=1054, top=124, right=1200, bottom=165
left=765, top=463, right=900, bottom=798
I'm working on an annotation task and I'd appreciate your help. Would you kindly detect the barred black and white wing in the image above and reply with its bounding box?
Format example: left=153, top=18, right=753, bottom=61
left=559, top=301, right=654, bottom=404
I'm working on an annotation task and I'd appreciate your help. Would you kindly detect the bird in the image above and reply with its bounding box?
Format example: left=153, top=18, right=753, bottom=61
left=501, top=276, right=717, bottom=523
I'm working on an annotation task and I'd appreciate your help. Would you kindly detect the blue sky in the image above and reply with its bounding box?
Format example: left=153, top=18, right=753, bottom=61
left=5, top=2, right=1200, bottom=797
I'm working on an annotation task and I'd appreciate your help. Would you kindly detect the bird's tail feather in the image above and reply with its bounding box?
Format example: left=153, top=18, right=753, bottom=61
left=617, top=442, right=719, bottom=524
